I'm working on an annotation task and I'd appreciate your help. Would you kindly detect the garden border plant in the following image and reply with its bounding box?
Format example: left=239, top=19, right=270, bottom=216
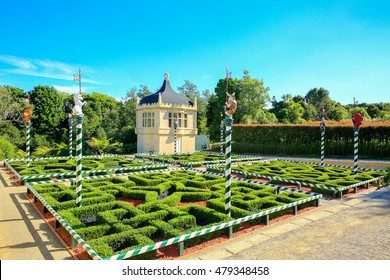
left=24, top=167, right=321, bottom=260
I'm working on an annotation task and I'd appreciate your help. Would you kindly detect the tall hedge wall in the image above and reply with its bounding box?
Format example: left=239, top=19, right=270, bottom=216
left=230, top=126, right=390, bottom=159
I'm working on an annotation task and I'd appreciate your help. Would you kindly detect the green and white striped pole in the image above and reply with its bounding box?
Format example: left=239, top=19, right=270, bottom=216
left=224, top=115, right=233, bottom=220
left=24, top=107, right=32, bottom=168
left=224, top=66, right=236, bottom=238
left=75, top=114, right=84, bottom=207
left=353, top=125, right=359, bottom=179
left=320, top=117, right=325, bottom=166
left=220, top=116, right=224, bottom=155
left=352, top=113, right=363, bottom=180
left=26, top=121, right=31, bottom=168
left=68, top=114, right=73, bottom=158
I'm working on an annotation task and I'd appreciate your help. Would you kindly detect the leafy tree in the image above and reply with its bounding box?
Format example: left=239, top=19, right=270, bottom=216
left=0, top=86, right=28, bottom=123
left=115, top=124, right=137, bottom=154
left=304, top=87, right=333, bottom=118
left=28, top=85, right=65, bottom=140
left=31, top=134, right=55, bottom=151
left=120, top=85, right=151, bottom=128
left=238, top=70, right=271, bottom=124
left=83, top=92, right=121, bottom=140
left=52, top=142, right=70, bottom=156
left=177, top=80, right=208, bottom=134
left=271, top=96, right=305, bottom=123
left=328, top=101, right=349, bottom=121
left=32, top=146, right=52, bottom=157
left=366, top=104, right=381, bottom=119
left=256, top=110, right=278, bottom=124
left=206, top=77, right=240, bottom=141
left=0, top=137, right=15, bottom=160
left=86, top=137, right=122, bottom=155
left=0, top=121, right=23, bottom=148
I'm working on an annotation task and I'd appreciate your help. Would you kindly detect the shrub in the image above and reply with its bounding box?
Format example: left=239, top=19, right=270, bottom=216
left=76, top=224, right=112, bottom=240
left=168, top=215, right=197, bottom=230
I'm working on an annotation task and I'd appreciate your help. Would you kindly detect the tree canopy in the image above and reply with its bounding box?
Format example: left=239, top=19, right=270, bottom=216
left=1, top=70, right=389, bottom=159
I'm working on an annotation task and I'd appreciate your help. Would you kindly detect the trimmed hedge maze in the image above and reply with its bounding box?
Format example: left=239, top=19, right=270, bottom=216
left=28, top=170, right=318, bottom=259
left=5, top=156, right=167, bottom=184
left=208, top=160, right=385, bottom=196
left=135, top=152, right=261, bottom=167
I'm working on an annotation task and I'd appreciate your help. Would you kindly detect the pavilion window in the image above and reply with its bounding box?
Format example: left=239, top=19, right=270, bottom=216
left=142, top=112, right=155, bottom=127
left=168, top=112, right=188, bottom=128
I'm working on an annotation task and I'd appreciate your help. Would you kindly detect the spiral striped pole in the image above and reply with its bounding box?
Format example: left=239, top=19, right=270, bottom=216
left=224, top=115, right=233, bottom=238
left=320, top=117, right=326, bottom=166
left=353, top=125, right=359, bottom=179
left=224, top=66, right=236, bottom=238
left=23, top=107, right=32, bottom=168
left=224, top=116, right=233, bottom=216
left=68, top=114, right=73, bottom=158
left=26, top=120, right=31, bottom=168
left=220, top=118, right=224, bottom=155
left=75, top=115, right=84, bottom=207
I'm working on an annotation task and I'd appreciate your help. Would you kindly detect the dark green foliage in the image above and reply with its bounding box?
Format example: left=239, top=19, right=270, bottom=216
left=168, top=215, right=197, bottom=230
left=42, top=191, right=115, bottom=211
left=231, top=126, right=390, bottom=158
left=76, top=225, right=112, bottom=240
left=88, top=229, right=157, bottom=259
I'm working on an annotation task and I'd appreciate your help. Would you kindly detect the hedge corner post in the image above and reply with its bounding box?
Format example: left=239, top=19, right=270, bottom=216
left=73, top=68, right=86, bottom=207
left=23, top=106, right=32, bottom=168
left=68, top=113, right=73, bottom=159
left=320, top=117, right=326, bottom=165
left=224, top=66, right=237, bottom=239
left=352, top=113, right=363, bottom=180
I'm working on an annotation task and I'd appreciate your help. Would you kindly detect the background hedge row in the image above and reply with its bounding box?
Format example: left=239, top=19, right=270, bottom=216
left=228, top=126, right=390, bottom=158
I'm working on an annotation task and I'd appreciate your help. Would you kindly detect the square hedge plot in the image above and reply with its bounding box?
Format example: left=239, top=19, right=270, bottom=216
left=28, top=170, right=319, bottom=259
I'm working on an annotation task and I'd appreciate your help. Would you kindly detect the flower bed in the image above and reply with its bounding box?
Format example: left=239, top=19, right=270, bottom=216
left=4, top=155, right=168, bottom=185
left=26, top=169, right=321, bottom=260
left=206, top=160, right=385, bottom=197
left=135, top=151, right=263, bottom=167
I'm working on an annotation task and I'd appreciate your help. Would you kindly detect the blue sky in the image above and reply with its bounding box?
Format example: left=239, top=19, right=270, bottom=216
left=0, top=0, right=389, bottom=105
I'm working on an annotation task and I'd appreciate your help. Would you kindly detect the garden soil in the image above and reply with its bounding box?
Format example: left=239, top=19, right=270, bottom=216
left=1, top=158, right=389, bottom=260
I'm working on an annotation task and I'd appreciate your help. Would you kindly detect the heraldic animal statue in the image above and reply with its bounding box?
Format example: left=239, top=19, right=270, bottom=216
left=225, top=92, right=237, bottom=117
left=73, top=92, right=86, bottom=116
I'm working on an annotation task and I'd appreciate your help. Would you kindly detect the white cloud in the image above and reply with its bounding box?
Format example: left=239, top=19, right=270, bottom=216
left=0, top=55, right=104, bottom=84
left=0, top=55, right=36, bottom=70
